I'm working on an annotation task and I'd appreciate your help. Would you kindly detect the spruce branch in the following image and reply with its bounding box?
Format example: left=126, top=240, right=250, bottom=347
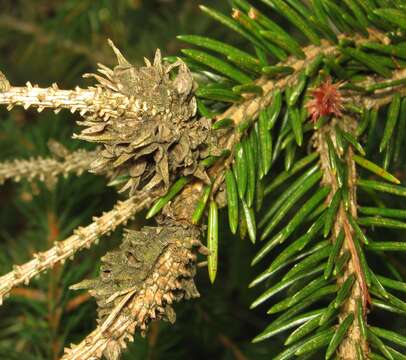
left=218, top=56, right=406, bottom=129
left=0, top=193, right=155, bottom=305
left=0, top=1, right=405, bottom=358
left=182, top=48, right=406, bottom=219
left=178, top=42, right=339, bottom=207
left=6, top=36, right=396, bottom=143
left=0, top=148, right=98, bottom=185
left=68, top=30, right=406, bottom=360
left=216, top=41, right=336, bottom=125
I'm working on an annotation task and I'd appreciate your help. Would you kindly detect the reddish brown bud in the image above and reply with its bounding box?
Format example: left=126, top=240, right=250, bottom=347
left=306, top=77, right=344, bottom=122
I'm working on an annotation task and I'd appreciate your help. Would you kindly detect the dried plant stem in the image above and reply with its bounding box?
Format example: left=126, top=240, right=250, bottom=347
left=0, top=149, right=97, bottom=184
left=0, top=194, right=155, bottom=305
left=0, top=83, right=141, bottom=120
left=316, top=118, right=369, bottom=359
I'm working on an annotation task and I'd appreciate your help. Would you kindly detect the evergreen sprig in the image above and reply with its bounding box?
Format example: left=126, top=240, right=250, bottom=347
left=0, top=0, right=405, bottom=359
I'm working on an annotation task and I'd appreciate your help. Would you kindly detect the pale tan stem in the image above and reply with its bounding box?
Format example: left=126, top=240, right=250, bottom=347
left=0, top=149, right=97, bottom=184
left=0, top=194, right=154, bottom=305
left=315, top=118, right=369, bottom=359
left=0, top=84, right=142, bottom=120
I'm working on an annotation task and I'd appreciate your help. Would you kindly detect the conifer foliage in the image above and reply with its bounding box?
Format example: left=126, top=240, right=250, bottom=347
left=0, top=0, right=406, bottom=359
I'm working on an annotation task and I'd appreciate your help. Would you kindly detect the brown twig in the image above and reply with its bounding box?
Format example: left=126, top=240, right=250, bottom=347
left=147, top=322, right=160, bottom=360
left=0, top=83, right=141, bottom=119
left=10, top=287, right=46, bottom=301
left=354, top=68, right=406, bottom=109
left=65, top=293, right=92, bottom=313
left=217, top=334, right=248, bottom=360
